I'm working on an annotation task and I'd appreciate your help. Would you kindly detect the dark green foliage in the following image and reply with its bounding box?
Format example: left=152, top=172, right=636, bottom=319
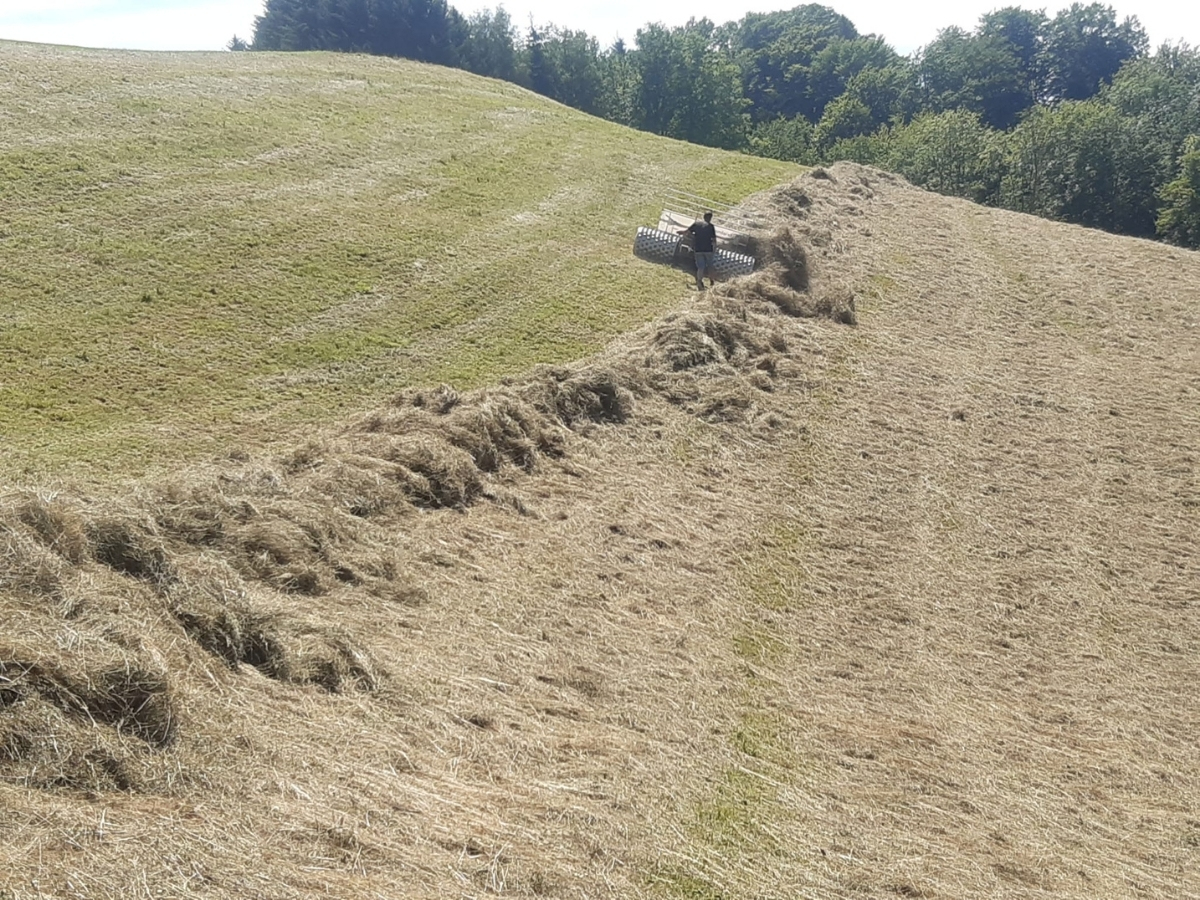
left=886, top=110, right=997, bottom=201
left=813, top=94, right=873, bottom=150
left=916, top=27, right=1030, bottom=129
left=1105, top=46, right=1200, bottom=186
left=598, top=39, right=640, bottom=127
left=1042, top=2, right=1148, bottom=101
left=750, top=117, right=817, bottom=164
left=721, top=3, right=856, bottom=54
left=718, top=5, right=864, bottom=123
left=1157, top=137, right=1200, bottom=247
left=806, top=36, right=903, bottom=120
left=633, top=19, right=749, bottom=150
left=979, top=6, right=1048, bottom=90
left=460, top=7, right=519, bottom=81
left=835, top=66, right=913, bottom=129
left=996, top=100, right=1160, bottom=234
left=523, top=25, right=605, bottom=114
left=252, top=0, right=468, bottom=65
left=526, top=23, right=551, bottom=96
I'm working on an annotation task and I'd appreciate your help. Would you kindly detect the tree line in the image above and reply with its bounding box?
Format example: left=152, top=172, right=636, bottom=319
left=244, top=1, right=1200, bottom=247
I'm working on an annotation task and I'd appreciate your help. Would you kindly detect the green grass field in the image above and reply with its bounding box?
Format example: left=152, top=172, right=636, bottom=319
left=0, top=41, right=796, bottom=481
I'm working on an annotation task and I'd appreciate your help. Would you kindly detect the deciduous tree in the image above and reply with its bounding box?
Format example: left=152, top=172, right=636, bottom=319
left=1041, top=3, right=1147, bottom=101
left=1157, top=137, right=1200, bottom=247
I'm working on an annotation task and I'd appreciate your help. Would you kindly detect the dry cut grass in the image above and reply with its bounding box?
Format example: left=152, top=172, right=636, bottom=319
left=3, top=163, right=1200, bottom=899
left=0, top=193, right=831, bottom=897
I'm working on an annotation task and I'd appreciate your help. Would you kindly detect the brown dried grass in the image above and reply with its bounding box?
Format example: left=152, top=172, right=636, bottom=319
left=3, top=162, right=1199, bottom=898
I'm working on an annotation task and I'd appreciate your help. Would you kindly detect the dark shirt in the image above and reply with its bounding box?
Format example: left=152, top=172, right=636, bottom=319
left=687, top=221, right=717, bottom=253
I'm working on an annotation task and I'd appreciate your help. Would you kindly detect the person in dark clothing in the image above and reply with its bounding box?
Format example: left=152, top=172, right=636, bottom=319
left=679, top=211, right=717, bottom=289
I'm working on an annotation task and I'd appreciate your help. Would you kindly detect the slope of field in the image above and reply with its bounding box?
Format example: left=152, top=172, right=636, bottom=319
left=0, top=41, right=795, bottom=481
left=3, top=160, right=1198, bottom=899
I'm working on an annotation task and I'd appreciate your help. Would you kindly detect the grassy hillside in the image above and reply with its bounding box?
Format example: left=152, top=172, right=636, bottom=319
left=0, top=41, right=795, bottom=481
left=5, top=40, right=1200, bottom=900
left=3, top=138, right=1200, bottom=900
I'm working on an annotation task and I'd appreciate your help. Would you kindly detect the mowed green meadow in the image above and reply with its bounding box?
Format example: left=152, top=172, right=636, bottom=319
left=0, top=41, right=796, bottom=481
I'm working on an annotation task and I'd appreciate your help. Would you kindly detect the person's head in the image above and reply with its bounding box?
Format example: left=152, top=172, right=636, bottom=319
left=703, top=211, right=713, bottom=223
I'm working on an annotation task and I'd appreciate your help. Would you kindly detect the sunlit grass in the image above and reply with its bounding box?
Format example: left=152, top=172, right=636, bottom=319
left=0, top=42, right=796, bottom=481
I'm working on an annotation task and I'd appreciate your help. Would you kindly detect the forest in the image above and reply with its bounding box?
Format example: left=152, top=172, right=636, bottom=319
left=245, top=1, right=1200, bottom=247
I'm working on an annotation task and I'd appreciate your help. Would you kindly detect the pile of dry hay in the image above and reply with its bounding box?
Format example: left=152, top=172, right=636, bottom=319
left=1, top=171, right=856, bottom=797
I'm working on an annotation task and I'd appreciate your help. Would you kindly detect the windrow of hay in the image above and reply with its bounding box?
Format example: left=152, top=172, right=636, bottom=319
left=0, top=193, right=854, bottom=784
left=4, top=158, right=1195, bottom=899
left=727, top=181, right=870, bottom=324
left=0, top=166, right=876, bottom=894
left=0, top=607, right=181, bottom=795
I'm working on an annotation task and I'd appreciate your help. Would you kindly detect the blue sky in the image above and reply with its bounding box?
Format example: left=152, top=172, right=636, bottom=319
left=0, top=0, right=1195, bottom=55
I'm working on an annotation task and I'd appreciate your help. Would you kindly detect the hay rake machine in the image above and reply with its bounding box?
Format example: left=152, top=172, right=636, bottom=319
left=632, top=188, right=757, bottom=281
